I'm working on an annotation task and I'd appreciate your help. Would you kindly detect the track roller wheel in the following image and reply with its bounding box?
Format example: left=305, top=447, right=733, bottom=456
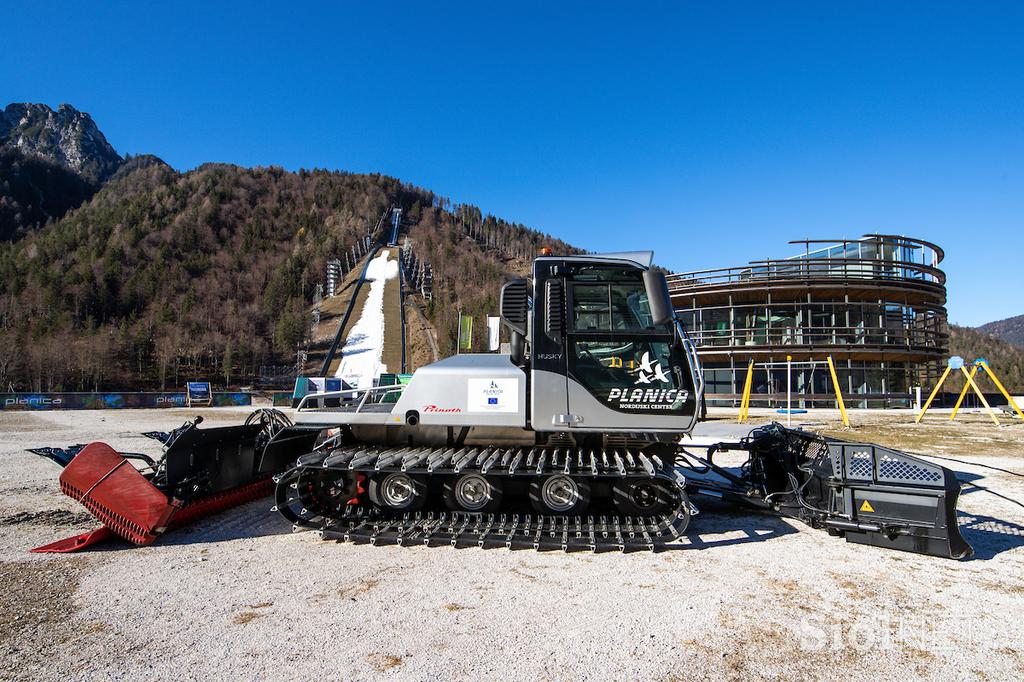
left=443, top=473, right=502, bottom=513
left=611, top=478, right=675, bottom=516
left=369, top=472, right=428, bottom=512
left=529, top=475, right=590, bottom=515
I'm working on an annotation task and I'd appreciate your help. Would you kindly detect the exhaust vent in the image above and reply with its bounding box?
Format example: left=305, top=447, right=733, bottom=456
left=500, top=279, right=529, bottom=336
left=545, top=279, right=564, bottom=336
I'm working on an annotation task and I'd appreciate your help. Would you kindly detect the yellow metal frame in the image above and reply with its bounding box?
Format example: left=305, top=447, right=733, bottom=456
left=737, top=357, right=849, bottom=426
left=979, top=360, right=1024, bottom=421
left=915, top=357, right=1019, bottom=426
left=915, top=364, right=952, bottom=423
left=737, top=359, right=754, bottom=423
left=826, top=355, right=850, bottom=427
left=950, top=364, right=1000, bottom=425
left=949, top=365, right=979, bottom=420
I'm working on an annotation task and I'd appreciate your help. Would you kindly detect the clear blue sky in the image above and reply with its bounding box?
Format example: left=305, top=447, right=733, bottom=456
left=4, top=1, right=1022, bottom=325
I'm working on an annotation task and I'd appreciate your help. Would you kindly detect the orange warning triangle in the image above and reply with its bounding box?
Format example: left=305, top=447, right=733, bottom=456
left=859, top=500, right=875, bottom=513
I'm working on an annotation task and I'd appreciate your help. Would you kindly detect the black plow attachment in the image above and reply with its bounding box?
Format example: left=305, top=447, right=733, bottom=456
left=683, top=423, right=973, bottom=560
left=28, top=409, right=319, bottom=552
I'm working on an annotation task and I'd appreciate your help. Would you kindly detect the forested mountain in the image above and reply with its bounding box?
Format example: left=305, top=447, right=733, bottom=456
left=1, top=103, right=125, bottom=239
left=0, top=158, right=575, bottom=391
left=977, top=314, right=1024, bottom=349
left=948, top=324, right=1024, bottom=393
left=0, top=147, right=96, bottom=240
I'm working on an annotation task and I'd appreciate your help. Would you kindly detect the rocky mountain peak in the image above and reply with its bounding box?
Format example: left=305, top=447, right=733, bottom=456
left=1, top=102, right=123, bottom=184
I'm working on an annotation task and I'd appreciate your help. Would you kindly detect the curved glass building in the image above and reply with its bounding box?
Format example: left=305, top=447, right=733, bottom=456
left=668, top=235, right=947, bottom=408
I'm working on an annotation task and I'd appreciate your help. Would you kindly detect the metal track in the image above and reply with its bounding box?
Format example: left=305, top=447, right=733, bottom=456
left=273, top=445, right=696, bottom=552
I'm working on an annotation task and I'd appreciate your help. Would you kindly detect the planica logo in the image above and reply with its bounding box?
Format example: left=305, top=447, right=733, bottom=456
left=634, top=352, right=670, bottom=385
left=606, top=387, right=688, bottom=411
left=4, top=396, right=63, bottom=407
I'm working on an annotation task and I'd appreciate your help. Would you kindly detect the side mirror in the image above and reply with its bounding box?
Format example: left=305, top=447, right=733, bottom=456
left=643, top=270, right=674, bottom=326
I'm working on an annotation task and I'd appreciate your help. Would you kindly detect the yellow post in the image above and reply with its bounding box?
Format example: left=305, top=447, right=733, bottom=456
left=826, top=355, right=850, bottom=427
left=950, top=366, right=977, bottom=420
left=916, top=364, right=952, bottom=423
left=979, top=360, right=1024, bottom=421
left=738, top=359, right=754, bottom=423
left=953, top=365, right=1000, bottom=425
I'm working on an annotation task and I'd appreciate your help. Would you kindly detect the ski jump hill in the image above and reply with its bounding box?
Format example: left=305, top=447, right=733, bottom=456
left=305, top=246, right=405, bottom=387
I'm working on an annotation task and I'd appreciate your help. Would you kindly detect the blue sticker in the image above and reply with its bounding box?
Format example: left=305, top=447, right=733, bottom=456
left=488, top=397, right=498, bottom=405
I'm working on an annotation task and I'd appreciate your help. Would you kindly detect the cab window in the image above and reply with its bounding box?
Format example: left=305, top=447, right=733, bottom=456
left=572, top=285, right=611, bottom=330
left=571, top=282, right=660, bottom=331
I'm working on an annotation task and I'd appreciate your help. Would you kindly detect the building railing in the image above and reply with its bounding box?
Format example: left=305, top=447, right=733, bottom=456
left=704, top=392, right=914, bottom=408
left=667, top=257, right=946, bottom=292
left=683, top=325, right=947, bottom=351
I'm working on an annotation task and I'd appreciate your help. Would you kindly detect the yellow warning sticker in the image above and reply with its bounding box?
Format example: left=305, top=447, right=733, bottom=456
left=859, top=500, right=875, bottom=513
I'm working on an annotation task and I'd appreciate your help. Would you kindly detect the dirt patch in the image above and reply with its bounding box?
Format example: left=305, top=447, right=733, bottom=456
left=444, top=603, right=472, bottom=611
left=367, top=653, right=404, bottom=672
left=0, top=557, right=104, bottom=677
left=232, top=611, right=265, bottom=625
left=816, top=414, right=1024, bottom=458
left=508, top=567, right=538, bottom=582
left=338, top=577, right=380, bottom=600
left=980, top=579, right=1024, bottom=595
left=1, top=509, right=95, bottom=528
left=232, top=601, right=274, bottom=624
left=829, top=571, right=880, bottom=601
left=0, top=412, right=66, bottom=432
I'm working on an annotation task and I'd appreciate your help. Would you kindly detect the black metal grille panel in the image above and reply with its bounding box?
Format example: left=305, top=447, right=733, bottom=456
left=877, top=453, right=942, bottom=484
left=846, top=451, right=874, bottom=480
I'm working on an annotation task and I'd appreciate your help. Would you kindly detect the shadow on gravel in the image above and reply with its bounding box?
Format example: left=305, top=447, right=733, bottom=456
left=957, top=512, right=1024, bottom=561
left=959, top=479, right=1024, bottom=511
left=157, top=498, right=294, bottom=547
left=954, top=471, right=984, bottom=485
left=947, top=466, right=1024, bottom=560
left=671, top=500, right=799, bottom=551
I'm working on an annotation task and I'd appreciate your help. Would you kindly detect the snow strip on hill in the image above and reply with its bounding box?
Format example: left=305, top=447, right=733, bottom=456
left=335, top=249, right=400, bottom=389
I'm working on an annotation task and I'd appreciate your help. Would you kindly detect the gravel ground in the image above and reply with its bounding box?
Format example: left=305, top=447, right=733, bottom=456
left=1, top=407, right=1022, bottom=681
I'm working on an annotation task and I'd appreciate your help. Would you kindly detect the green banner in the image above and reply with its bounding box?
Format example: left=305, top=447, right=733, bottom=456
left=458, top=314, right=473, bottom=351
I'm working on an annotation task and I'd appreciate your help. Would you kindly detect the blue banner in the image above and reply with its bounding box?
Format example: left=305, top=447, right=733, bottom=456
left=0, top=392, right=252, bottom=410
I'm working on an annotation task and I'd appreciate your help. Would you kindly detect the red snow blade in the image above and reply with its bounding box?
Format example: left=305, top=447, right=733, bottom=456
left=57, top=442, right=178, bottom=546
left=33, top=442, right=276, bottom=553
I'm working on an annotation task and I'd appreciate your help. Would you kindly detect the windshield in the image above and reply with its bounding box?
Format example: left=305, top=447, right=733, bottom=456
left=571, top=281, right=662, bottom=332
